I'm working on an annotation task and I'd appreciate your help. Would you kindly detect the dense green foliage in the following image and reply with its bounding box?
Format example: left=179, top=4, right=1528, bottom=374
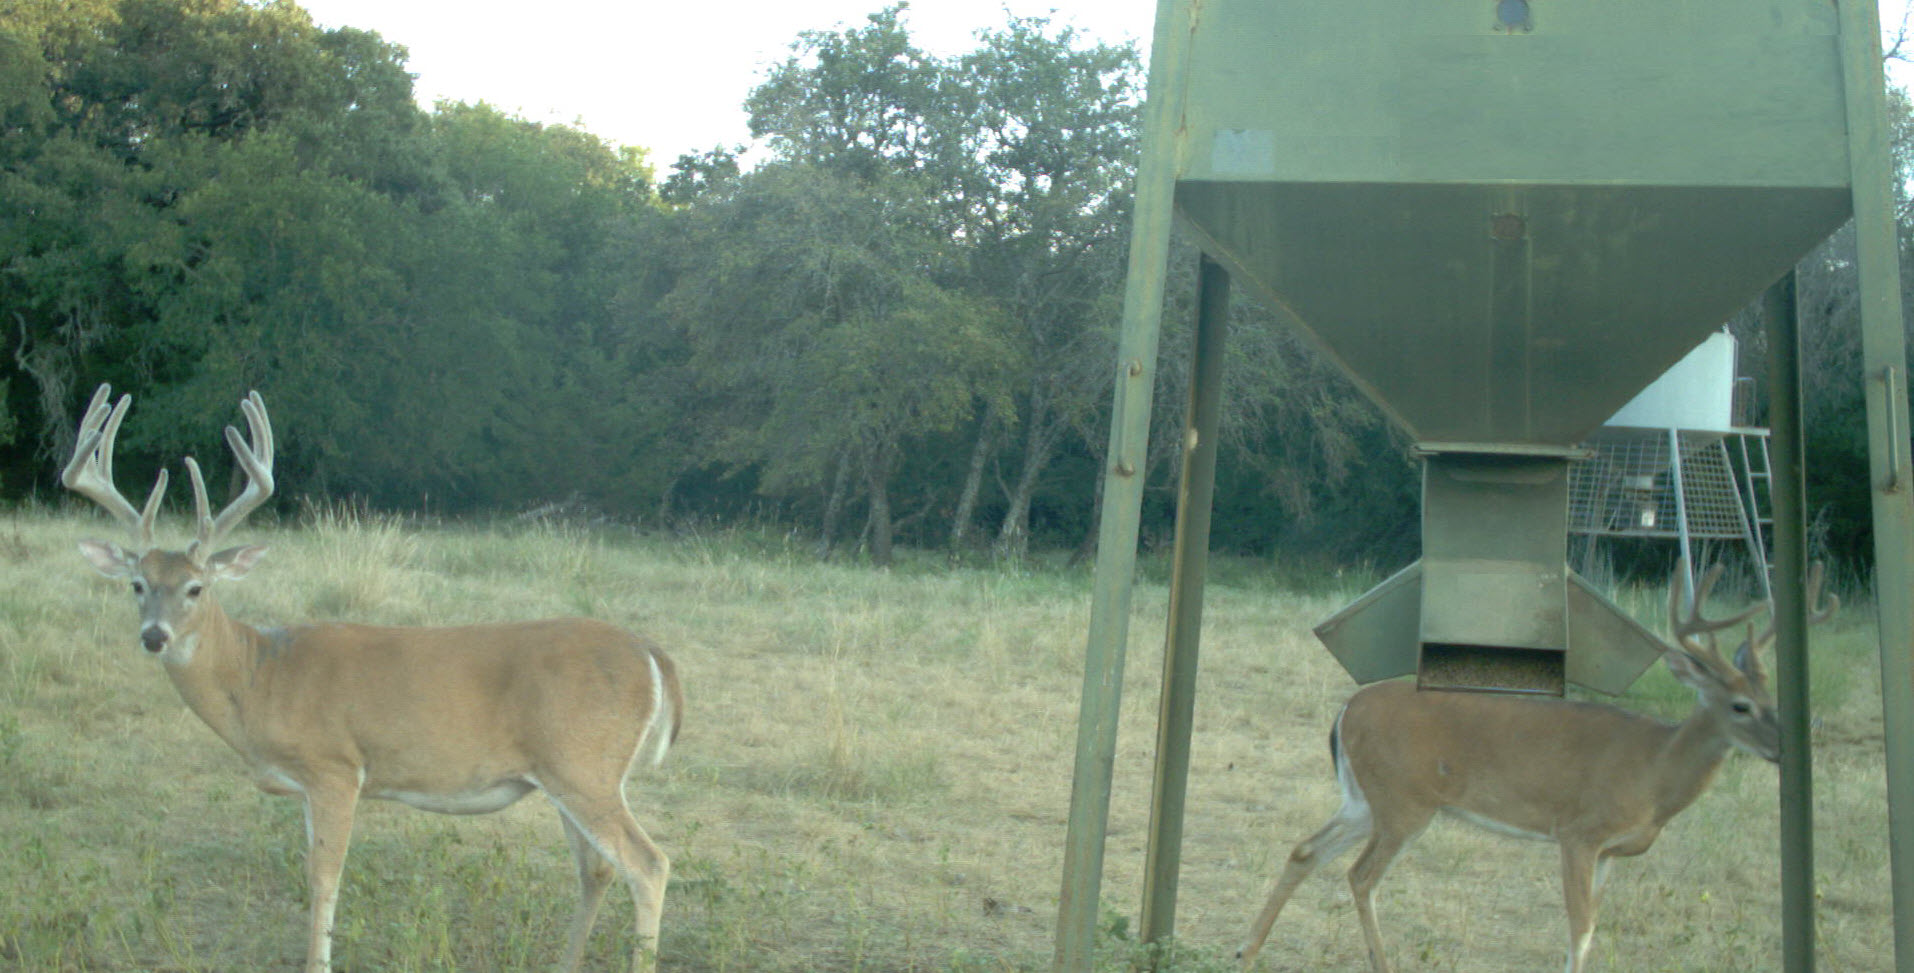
left=1, top=0, right=1908, bottom=570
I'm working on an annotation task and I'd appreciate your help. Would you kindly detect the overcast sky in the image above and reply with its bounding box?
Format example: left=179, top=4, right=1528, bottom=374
left=292, top=0, right=1156, bottom=165
left=292, top=0, right=1913, bottom=168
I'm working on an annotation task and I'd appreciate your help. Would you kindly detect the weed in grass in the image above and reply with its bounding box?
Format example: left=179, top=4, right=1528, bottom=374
left=509, top=519, right=605, bottom=607
left=301, top=502, right=425, bottom=621
left=1090, top=909, right=1241, bottom=972
left=0, top=713, right=20, bottom=770
left=0, top=827, right=122, bottom=971
left=0, top=525, right=30, bottom=561
left=0, top=715, right=72, bottom=811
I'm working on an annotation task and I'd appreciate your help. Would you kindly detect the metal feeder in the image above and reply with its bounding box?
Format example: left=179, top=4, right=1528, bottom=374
left=1054, top=0, right=1914, bottom=970
left=1170, top=0, right=1850, bottom=696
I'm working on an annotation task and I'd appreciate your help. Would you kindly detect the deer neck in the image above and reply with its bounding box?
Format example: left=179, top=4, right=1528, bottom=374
left=159, top=597, right=267, bottom=755
left=1650, top=705, right=1735, bottom=823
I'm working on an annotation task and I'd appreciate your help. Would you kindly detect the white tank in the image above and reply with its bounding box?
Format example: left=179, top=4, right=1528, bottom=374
left=1602, top=332, right=1739, bottom=433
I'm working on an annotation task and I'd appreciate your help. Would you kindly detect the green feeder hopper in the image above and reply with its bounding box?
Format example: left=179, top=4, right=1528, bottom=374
left=1177, top=0, right=1851, bottom=695
left=1055, top=0, right=1914, bottom=970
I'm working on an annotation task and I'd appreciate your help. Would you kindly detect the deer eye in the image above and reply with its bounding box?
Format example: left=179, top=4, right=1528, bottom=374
left=130, top=580, right=146, bottom=596
left=185, top=582, right=204, bottom=599
left=1730, top=699, right=1755, bottom=716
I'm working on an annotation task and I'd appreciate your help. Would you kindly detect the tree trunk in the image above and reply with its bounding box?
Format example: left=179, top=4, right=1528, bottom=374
left=13, top=310, right=92, bottom=471
left=994, top=388, right=1062, bottom=561
left=656, top=474, right=679, bottom=527
left=1068, top=438, right=1109, bottom=568
left=948, top=404, right=1000, bottom=552
left=865, top=441, right=896, bottom=567
left=995, top=472, right=1036, bottom=560
left=818, top=450, right=852, bottom=558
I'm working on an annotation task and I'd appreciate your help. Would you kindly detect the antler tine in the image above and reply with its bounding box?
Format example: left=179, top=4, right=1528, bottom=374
left=243, top=390, right=274, bottom=469
left=60, top=383, right=167, bottom=550
left=184, top=455, right=213, bottom=553
left=1807, top=561, right=1840, bottom=624
left=1667, top=560, right=1763, bottom=662
left=61, top=385, right=114, bottom=484
left=191, top=390, right=275, bottom=555
left=1750, top=561, right=1842, bottom=650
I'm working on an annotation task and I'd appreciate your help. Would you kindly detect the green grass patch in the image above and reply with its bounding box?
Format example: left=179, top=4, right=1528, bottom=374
left=0, top=508, right=1897, bottom=971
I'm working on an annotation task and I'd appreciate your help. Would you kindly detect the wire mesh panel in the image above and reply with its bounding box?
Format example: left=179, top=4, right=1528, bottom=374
left=1568, top=430, right=1765, bottom=540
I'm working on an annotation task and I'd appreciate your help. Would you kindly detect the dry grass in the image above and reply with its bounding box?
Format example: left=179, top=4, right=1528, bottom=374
left=0, top=508, right=1896, bottom=971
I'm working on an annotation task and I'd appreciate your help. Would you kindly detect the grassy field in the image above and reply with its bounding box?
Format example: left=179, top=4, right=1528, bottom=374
left=0, top=507, right=1896, bottom=971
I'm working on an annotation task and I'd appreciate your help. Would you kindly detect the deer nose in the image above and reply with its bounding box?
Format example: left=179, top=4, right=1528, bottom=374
left=141, top=626, right=170, bottom=653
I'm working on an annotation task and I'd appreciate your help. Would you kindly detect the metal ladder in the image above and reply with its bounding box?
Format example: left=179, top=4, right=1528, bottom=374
left=1735, top=430, right=1776, bottom=604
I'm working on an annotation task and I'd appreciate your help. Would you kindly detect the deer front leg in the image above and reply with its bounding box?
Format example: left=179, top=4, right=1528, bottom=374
left=301, top=780, right=360, bottom=973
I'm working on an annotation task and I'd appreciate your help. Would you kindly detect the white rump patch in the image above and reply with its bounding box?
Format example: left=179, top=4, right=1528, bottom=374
left=636, top=650, right=673, bottom=769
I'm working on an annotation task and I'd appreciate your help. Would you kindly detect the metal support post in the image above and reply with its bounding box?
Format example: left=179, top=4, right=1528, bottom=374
left=1837, top=0, right=1914, bottom=964
left=1668, top=427, right=1695, bottom=609
left=1762, top=273, right=1814, bottom=973
left=1053, top=3, right=1193, bottom=968
left=1139, top=256, right=1230, bottom=952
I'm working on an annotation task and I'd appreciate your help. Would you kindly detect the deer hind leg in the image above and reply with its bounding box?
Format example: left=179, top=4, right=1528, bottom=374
left=1346, top=816, right=1427, bottom=973
left=545, top=787, right=670, bottom=973
left=1559, top=843, right=1604, bottom=973
left=1238, top=803, right=1372, bottom=970
left=557, top=814, right=618, bottom=973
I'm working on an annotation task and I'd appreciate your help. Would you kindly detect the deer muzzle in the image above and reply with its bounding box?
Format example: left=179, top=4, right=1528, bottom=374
left=141, top=624, right=171, bottom=654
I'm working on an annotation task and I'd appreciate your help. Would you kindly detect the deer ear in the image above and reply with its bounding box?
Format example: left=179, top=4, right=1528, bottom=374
left=206, top=544, right=268, bottom=581
left=1662, top=648, right=1720, bottom=691
left=1733, top=641, right=1768, bottom=683
left=77, top=539, right=139, bottom=579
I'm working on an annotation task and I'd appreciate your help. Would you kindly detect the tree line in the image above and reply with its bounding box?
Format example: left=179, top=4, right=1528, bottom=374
left=2, top=0, right=1907, bottom=571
